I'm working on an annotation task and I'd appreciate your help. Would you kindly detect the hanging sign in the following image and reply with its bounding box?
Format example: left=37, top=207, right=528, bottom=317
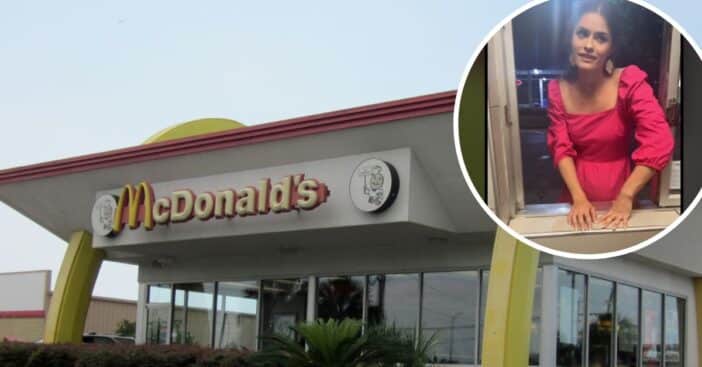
left=349, top=158, right=399, bottom=213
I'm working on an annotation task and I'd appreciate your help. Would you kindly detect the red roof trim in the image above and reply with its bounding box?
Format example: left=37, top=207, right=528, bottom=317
left=0, top=91, right=456, bottom=185
left=0, top=310, right=45, bottom=319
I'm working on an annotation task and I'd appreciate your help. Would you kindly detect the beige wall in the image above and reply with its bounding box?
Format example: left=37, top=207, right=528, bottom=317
left=0, top=318, right=44, bottom=342
left=83, top=297, right=136, bottom=335
left=0, top=295, right=136, bottom=342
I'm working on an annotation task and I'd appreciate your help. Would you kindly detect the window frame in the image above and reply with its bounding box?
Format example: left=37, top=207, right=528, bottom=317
left=487, top=22, right=525, bottom=221
left=554, top=265, right=688, bottom=367
left=487, top=20, right=683, bottom=236
left=145, top=283, right=173, bottom=345
left=142, top=267, right=544, bottom=367
left=657, top=27, right=683, bottom=208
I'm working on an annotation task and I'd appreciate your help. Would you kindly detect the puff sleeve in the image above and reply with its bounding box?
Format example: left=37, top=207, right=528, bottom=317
left=546, top=79, right=577, bottom=167
left=623, top=66, right=674, bottom=171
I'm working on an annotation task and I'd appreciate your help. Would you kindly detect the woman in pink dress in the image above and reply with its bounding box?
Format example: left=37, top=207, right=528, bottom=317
left=546, top=0, right=674, bottom=230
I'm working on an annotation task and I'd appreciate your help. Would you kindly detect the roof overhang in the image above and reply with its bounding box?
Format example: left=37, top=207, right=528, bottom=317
left=0, top=91, right=497, bottom=265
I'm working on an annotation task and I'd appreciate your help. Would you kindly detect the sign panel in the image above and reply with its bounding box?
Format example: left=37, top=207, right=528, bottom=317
left=92, top=175, right=330, bottom=237
left=92, top=149, right=411, bottom=248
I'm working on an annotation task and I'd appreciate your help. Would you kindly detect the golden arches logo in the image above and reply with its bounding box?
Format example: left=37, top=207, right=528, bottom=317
left=112, top=181, right=155, bottom=234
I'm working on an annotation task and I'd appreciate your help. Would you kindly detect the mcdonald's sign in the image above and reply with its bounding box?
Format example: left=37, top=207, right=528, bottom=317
left=91, top=174, right=331, bottom=237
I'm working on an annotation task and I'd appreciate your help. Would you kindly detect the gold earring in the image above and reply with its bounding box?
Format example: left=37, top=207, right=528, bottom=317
left=605, top=59, right=614, bottom=76
left=569, top=53, right=577, bottom=67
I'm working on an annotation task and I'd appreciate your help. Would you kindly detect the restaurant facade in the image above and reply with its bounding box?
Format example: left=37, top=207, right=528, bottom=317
left=0, top=85, right=700, bottom=366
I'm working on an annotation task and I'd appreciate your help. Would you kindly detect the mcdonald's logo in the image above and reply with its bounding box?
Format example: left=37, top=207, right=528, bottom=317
left=113, top=181, right=155, bottom=234
left=91, top=175, right=331, bottom=237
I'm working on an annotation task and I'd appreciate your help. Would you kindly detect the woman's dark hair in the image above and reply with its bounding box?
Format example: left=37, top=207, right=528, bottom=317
left=563, top=0, right=628, bottom=80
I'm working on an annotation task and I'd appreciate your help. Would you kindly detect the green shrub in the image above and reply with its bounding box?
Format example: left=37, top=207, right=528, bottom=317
left=0, top=342, right=250, bottom=367
left=25, top=345, right=77, bottom=367
left=121, top=346, right=168, bottom=367
left=0, top=341, right=40, bottom=367
left=75, top=346, right=129, bottom=367
left=195, top=348, right=251, bottom=367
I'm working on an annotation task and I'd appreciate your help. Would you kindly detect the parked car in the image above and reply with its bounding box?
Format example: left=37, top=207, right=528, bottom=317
left=82, top=334, right=135, bottom=344
left=37, top=334, right=135, bottom=344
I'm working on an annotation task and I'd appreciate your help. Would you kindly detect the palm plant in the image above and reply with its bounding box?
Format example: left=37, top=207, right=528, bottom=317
left=249, top=318, right=436, bottom=367
left=364, top=325, right=438, bottom=367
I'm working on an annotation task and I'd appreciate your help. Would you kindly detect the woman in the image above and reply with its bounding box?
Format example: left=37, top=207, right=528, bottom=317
left=547, top=0, right=674, bottom=231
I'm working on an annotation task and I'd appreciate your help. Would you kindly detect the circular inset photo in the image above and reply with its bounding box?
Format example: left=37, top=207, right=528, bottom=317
left=454, top=0, right=702, bottom=258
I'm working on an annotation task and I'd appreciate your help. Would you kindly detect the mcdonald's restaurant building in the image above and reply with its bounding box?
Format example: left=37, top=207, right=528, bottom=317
left=0, top=89, right=701, bottom=366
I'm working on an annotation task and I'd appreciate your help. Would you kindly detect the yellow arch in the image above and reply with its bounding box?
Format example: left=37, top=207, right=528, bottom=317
left=43, top=118, right=245, bottom=344
left=43, top=231, right=101, bottom=343
left=143, top=118, right=244, bottom=144
left=481, top=228, right=539, bottom=366
left=459, top=50, right=540, bottom=365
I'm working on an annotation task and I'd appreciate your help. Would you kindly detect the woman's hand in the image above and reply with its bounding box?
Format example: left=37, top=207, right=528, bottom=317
left=600, top=193, right=634, bottom=229
left=568, top=197, right=597, bottom=231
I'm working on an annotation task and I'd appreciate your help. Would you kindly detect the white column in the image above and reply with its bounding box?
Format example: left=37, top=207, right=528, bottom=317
left=539, top=265, right=558, bottom=367
left=135, top=283, right=148, bottom=345
left=306, top=276, right=317, bottom=322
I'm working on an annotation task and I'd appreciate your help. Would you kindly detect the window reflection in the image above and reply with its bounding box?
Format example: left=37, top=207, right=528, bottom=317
left=421, top=271, right=478, bottom=364
left=143, top=269, right=685, bottom=366
left=557, top=270, right=586, bottom=367
left=214, top=281, right=258, bottom=349
left=172, top=283, right=215, bottom=346
left=478, top=270, right=489, bottom=364
left=260, top=279, right=308, bottom=348
left=616, top=285, right=639, bottom=367
left=172, top=287, right=186, bottom=344
left=145, top=284, right=170, bottom=345
left=664, top=296, right=684, bottom=367
left=588, top=278, right=614, bottom=367
left=317, top=276, right=364, bottom=322
left=367, top=274, right=419, bottom=336
left=530, top=269, right=542, bottom=366
left=642, top=291, right=663, bottom=366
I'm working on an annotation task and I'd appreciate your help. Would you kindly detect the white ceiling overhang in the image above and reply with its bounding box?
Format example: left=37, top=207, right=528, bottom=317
left=0, top=92, right=496, bottom=264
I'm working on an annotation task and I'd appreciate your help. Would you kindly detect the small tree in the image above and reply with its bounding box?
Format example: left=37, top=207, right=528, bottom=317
left=249, top=318, right=436, bottom=367
left=115, top=319, right=136, bottom=337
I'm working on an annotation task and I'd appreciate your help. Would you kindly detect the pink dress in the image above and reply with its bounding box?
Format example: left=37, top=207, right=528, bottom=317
left=546, top=65, right=674, bottom=203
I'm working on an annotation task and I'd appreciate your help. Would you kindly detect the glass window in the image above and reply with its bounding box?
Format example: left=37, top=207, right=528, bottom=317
left=616, top=284, right=639, bottom=367
left=530, top=268, right=542, bottom=366
left=172, top=287, right=186, bottom=344
left=478, top=270, right=489, bottom=363
left=260, top=278, right=309, bottom=347
left=215, top=281, right=259, bottom=350
left=367, top=274, right=419, bottom=336
left=557, top=270, right=586, bottom=367
left=172, top=283, right=215, bottom=346
left=145, top=284, right=171, bottom=345
left=148, top=284, right=172, bottom=303
left=317, top=276, right=364, bottom=322
left=664, top=296, right=684, bottom=367
left=588, top=278, right=615, bottom=367
left=642, top=291, right=663, bottom=367
left=421, top=271, right=478, bottom=364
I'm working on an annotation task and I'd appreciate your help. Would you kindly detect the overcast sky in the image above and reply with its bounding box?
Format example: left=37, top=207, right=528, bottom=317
left=0, top=0, right=700, bottom=301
